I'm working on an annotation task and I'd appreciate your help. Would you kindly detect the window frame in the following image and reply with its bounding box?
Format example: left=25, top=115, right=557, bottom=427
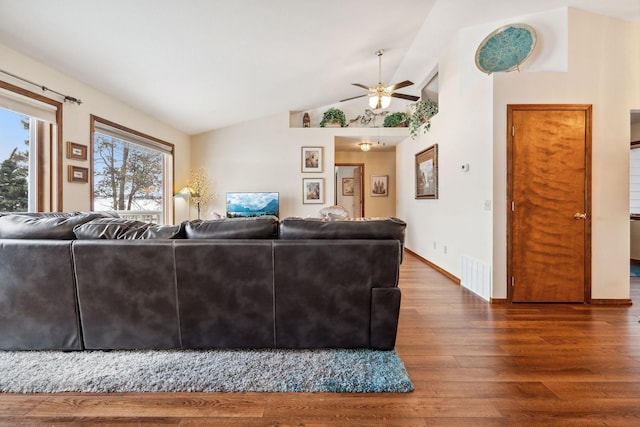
left=90, top=115, right=175, bottom=224
left=0, top=79, right=62, bottom=211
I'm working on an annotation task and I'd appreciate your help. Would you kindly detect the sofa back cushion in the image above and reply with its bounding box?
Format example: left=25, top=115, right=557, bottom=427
left=279, top=217, right=406, bottom=244
left=0, top=212, right=113, bottom=239
left=73, top=218, right=185, bottom=239
left=185, top=216, right=278, bottom=239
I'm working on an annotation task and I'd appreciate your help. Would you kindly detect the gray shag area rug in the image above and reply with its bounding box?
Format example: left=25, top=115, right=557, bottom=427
left=0, top=349, right=413, bottom=393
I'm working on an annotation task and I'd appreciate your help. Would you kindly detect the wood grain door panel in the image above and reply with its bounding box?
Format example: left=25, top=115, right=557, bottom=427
left=508, top=105, right=591, bottom=303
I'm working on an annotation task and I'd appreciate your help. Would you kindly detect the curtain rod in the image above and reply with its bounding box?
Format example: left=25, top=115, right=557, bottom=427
left=0, top=68, right=82, bottom=105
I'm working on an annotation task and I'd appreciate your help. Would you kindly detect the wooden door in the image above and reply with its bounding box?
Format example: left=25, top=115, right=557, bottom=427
left=508, top=105, right=591, bottom=303
left=335, top=163, right=365, bottom=217
left=353, top=166, right=362, bottom=217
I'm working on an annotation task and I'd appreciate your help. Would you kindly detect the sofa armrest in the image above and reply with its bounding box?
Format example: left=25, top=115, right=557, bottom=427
left=0, top=240, right=82, bottom=350
left=273, top=240, right=401, bottom=349
left=371, top=287, right=401, bottom=350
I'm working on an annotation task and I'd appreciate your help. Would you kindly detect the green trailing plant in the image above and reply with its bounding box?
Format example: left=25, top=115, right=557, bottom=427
left=409, top=99, right=438, bottom=139
left=319, top=108, right=346, bottom=127
left=383, top=112, right=409, bottom=128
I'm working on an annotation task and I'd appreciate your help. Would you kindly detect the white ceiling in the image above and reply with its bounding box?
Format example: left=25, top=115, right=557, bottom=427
left=0, top=0, right=638, bottom=136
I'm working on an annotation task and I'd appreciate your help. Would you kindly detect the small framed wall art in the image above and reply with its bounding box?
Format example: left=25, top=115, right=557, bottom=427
left=371, top=175, right=388, bottom=197
left=68, top=165, right=89, bottom=183
left=67, top=141, right=88, bottom=160
left=415, top=144, right=438, bottom=199
left=342, top=178, right=354, bottom=196
left=302, top=178, right=324, bottom=204
left=301, top=146, right=323, bottom=173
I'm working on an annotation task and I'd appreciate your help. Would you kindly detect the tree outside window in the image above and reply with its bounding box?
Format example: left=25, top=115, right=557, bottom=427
left=93, top=133, right=164, bottom=221
left=0, top=110, right=30, bottom=212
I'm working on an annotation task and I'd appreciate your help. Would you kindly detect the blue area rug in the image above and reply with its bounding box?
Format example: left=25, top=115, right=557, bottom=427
left=631, top=264, right=640, bottom=277
left=0, top=349, right=413, bottom=393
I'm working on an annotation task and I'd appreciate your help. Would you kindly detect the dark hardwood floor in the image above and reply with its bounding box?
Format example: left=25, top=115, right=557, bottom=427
left=2, top=254, right=640, bottom=426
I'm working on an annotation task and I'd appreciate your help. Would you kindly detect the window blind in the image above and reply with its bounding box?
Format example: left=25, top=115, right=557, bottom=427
left=94, top=121, right=173, bottom=155
left=0, top=87, right=58, bottom=124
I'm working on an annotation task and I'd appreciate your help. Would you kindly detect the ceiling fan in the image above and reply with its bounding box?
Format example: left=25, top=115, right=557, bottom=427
left=340, top=49, right=420, bottom=109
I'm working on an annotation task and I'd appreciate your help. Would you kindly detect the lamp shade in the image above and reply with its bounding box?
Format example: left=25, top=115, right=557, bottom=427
left=174, top=186, right=200, bottom=198
left=368, top=94, right=391, bottom=109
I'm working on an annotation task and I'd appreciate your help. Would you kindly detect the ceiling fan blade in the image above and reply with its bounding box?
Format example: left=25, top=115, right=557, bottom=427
left=391, top=92, right=420, bottom=101
left=351, top=83, right=371, bottom=90
left=340, top=94, right=367, bottom=102
left=387, top=80, right=414, bottom=91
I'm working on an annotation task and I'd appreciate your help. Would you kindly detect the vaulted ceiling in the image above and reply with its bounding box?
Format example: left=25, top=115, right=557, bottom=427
left=0, top=0, right=638, bottom=135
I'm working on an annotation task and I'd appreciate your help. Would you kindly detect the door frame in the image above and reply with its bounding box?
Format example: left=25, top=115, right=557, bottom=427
left=335, top=163, right=365, bottom=217
left=506, top=104, right=592, bottom=303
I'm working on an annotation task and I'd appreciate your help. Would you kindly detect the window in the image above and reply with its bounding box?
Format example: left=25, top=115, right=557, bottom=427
left=0, top=81, right=61, bottom=212
left=421, top=70, right=438, bottom=104
left=91, top=116, right=174, bottom=224
left=0, top=109, right=29, bottom=211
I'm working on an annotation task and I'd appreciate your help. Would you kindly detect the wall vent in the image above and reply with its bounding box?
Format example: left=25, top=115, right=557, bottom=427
left=460, top=255, right=491, bottom=301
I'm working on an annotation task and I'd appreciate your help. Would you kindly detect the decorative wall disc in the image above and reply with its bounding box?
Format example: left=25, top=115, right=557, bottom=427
left=475, top=23, right=537, bottom=75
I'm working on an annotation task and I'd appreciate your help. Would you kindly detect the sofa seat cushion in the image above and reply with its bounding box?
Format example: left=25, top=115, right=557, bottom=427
left=73, top=218, right=185, bottom=239
left=279, top=217, right=406, bottom=244
left=0, top=212, right=112, bottom=239
left=185, top=216, right=278, bottom=239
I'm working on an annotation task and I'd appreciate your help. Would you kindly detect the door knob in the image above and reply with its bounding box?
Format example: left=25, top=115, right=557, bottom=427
left=574, top=213, right=587, bottom=220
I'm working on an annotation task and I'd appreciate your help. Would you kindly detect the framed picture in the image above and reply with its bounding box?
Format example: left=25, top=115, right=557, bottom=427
left=371, top=175, right=388, bottom=197
left=68, top=165, right=89, bottom=183
left=302, top=178, right=324, bottom=204
left=301, top=146, right=323, bottom=173
left=67, top=141, right=87, bottom=160
left=415, top=144, right=438, bottom=199
left=342, top=178, right=354, bottom=196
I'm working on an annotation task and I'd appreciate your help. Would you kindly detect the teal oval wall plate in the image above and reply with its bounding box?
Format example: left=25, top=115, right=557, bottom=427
left=475, top=23, right=537, bottom=75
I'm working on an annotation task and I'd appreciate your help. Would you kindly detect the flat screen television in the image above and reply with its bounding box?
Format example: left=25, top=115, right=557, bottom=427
left=226, top=192, right=279, bottom=218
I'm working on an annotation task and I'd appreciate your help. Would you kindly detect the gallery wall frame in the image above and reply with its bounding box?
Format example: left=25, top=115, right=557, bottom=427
left=301, top=146, right=323, bottom=173
left=415, top=144, right=438, bottom=199
left=371, top=175, right=388, bottom=197
left=68, top=165, right=89, bottom=183
left=67, top=141, right=87, bottom=160
left=342, top=178, right=354, bottom=196
left=303, top=177, right=324, bottom=204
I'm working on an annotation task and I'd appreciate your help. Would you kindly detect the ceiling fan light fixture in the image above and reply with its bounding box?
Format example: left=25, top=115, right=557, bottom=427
left=359, top=142, right=372, bottom=152
left=369, top=94, right=391, bottom=109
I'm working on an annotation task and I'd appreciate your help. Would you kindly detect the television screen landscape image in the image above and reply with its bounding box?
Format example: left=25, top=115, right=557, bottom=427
left=226, top=192, right=279, bottom=218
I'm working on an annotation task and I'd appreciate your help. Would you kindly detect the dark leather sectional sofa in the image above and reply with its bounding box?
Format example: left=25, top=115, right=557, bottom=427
left=0, top=212, right=406, bottom=351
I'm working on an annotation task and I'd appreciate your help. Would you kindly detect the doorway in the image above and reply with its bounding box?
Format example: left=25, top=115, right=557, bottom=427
left=628, top=110, right=640, bottom=279
left=507, top=104, right=592, bottom=303
left=335, top=163, right=364, bottom=218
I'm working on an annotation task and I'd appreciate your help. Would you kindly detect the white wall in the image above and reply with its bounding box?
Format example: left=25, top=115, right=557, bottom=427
left=191, top=112, right=407, bottom=219
left=0, top=42, right=191, bottom=221
left=493, top=9, right=639, bottom=300
left=495, top=10, right=639, bottom=300
left=396, top=8, right=640, bottom=301
left=396, top=29, right=494, bottom=280
left=192, top=112, right=338, bottom=219
left=395, top=9, right=566, bottom=285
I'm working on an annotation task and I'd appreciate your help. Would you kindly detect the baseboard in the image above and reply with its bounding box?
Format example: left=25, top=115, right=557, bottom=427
left=404, top=248, right=460, bottom=284
left=490, top=298, right=508, bottom=304
left=590, top=299, right=633, bottom=306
